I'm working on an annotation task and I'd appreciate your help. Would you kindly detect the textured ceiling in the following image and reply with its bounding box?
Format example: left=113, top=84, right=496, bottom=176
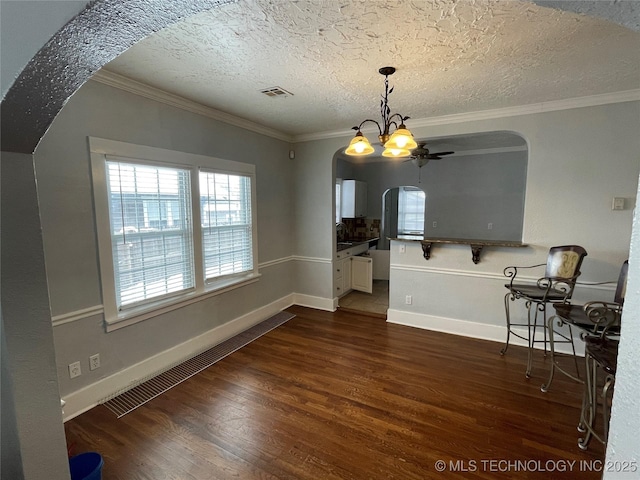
left=103, top=0, right=640, bottom=138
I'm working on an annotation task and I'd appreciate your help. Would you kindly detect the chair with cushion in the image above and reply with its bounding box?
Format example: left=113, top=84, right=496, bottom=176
left=540, top=260, right=627, bottom=392
left=501, top=245, right=588, bottom=378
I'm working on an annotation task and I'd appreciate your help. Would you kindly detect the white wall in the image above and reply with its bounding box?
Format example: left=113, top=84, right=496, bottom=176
left=605, top=181, right=640, bottom=478
left=34, top=79, right=296, bottom=416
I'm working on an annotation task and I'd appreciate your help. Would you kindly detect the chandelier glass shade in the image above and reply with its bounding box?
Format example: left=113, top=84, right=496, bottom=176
left=382, top=147, right=412, bottom=158
left=345, top=67, right=417, bottom=158
left=384, top=126, right=418, bottom=150
left=344, top=131, right=375, bottom=156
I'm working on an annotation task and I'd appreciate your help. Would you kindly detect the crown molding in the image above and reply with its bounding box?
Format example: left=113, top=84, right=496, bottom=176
left=90, top=70, right=295, bottom=143
left=294, top=89, right=640, bottom=143
left=91, top=70, right=639, bottom=146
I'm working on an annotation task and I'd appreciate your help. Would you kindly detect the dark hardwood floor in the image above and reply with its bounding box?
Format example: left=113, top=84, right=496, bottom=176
left=65, top=306, right=604, bottom=479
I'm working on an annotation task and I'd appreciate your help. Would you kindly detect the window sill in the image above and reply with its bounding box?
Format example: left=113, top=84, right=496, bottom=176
left=105, top=272, right=262, bottom=332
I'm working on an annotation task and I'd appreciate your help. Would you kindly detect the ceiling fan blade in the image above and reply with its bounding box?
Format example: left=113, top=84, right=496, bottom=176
left=431, top=151, right=454, bottom=156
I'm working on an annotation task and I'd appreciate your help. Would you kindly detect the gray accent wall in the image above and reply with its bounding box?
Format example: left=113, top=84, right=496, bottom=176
left=340, top=148, right=527, bottom=244
left=1, top=310, right=25, bottom=480
left=35, top=79, right=295, bottom=397
left=305, top=101, right=640, bottom=310
left=0, top=0, right=90, bottom=97
left=2, top=2, right=638, bottom=479
left=423, top=151, right=526, bottom=240
left=1, top=153, right=70, bottom=480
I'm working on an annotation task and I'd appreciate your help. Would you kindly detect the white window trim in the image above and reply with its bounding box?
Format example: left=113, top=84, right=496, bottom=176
left=89, top=137, right=260, bottom=332
left=335, top=177, right=343, bottom=223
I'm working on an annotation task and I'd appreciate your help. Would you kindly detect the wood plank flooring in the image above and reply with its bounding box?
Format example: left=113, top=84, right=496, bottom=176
left=65, top=306, right=605, bottom=479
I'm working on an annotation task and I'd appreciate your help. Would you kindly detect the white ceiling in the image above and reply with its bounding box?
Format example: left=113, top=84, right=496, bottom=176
left=103, top=0, right=640, bottom=140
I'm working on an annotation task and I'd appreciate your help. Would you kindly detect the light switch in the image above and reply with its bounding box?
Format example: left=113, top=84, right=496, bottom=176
left=612, top=197, right=625, bottom=211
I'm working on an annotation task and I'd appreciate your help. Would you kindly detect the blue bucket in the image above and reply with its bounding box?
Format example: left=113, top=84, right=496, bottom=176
left=69, top=452, right=103, bottom=480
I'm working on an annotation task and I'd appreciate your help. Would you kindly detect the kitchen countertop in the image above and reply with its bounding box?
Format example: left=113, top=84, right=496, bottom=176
left=337, top=237, right=379, bottom=252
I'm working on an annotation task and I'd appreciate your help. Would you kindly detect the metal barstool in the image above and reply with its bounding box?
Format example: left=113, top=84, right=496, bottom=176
left=502, top=245, right=588, bottom=378
left=541, top=261, right=627, bottom=392
left=578, top=336, right=618, bottom=450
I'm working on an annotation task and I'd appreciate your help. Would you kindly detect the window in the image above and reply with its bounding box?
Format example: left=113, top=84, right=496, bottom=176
left=397, top=186, right=426, bottom=235
left=91, top=138, right=258, bottom=331
left=200, top=171, right=253, bottom=280
left=107, top=161, right=195, bottom=308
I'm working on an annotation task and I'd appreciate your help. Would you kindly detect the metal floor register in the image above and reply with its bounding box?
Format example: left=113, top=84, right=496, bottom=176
left=101, top=311, right=295, bottom=418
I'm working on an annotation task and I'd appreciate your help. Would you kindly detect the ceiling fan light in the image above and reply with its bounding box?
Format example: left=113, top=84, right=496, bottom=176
left=384, top=126, right=418, bottom=151
left=382, top=147, right=411, bottom=158
left=412, top=158, right=430, bottom=168
left=345, top=132, right=375, bottom=156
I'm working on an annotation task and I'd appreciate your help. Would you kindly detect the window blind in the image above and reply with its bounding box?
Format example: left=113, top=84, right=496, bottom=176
left=398, top=186, right=426, bottom=234
left=106, top=160, right=195, bottom=308
left=199, top=171, right=253, bottom=280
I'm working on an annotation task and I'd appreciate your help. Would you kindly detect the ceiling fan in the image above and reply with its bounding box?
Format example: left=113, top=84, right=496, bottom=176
left=409, top=141, right=455, bottom=168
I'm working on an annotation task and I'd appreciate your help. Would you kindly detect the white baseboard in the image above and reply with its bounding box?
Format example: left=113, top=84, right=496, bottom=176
left=293, top=293, right=336, bottom=312
left=62, top=294, right=296, bottom=421
left=386, top=309, right=584, bottom=357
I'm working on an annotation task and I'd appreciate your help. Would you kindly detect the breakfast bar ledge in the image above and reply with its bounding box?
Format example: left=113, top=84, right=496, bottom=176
left=393, top=236, right=528, bottom=264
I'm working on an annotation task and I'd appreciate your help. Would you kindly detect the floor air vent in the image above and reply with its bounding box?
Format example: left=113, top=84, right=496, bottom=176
left=102, top=311, right=294, bottom=418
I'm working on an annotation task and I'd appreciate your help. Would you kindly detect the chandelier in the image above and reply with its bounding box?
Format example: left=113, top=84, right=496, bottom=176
left=345, top=67, right=418, bottom=158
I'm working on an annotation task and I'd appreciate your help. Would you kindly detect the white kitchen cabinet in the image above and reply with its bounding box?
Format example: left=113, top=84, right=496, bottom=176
left=335, top=244, right=373, bottom=297
left=341, top=180, right=367, bottom=218
left=341, top=256, right=352, bottom=294
left=335, top=244, right=355, bottom=298
left=351, top=255, right=373, bottom=294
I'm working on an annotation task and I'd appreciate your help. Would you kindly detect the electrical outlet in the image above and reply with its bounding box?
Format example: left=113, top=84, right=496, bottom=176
left=69, top=361, right=81, bottom=378
left=89, top=353, right=100, bottom=371
left=399, top=244, right=406, bottom=254
left=432, top=221, right=437, bottom=228
left=405, top=295, right=412, bottom=305
left=488, top=223, right=493, bottom=230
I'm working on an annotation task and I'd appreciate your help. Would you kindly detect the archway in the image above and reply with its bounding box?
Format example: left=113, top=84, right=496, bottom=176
left=2, top=1, right=638, bottom=478
left=1, top=2, right=235, bottom=478
left=1, top=0, right=231, bottom=154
